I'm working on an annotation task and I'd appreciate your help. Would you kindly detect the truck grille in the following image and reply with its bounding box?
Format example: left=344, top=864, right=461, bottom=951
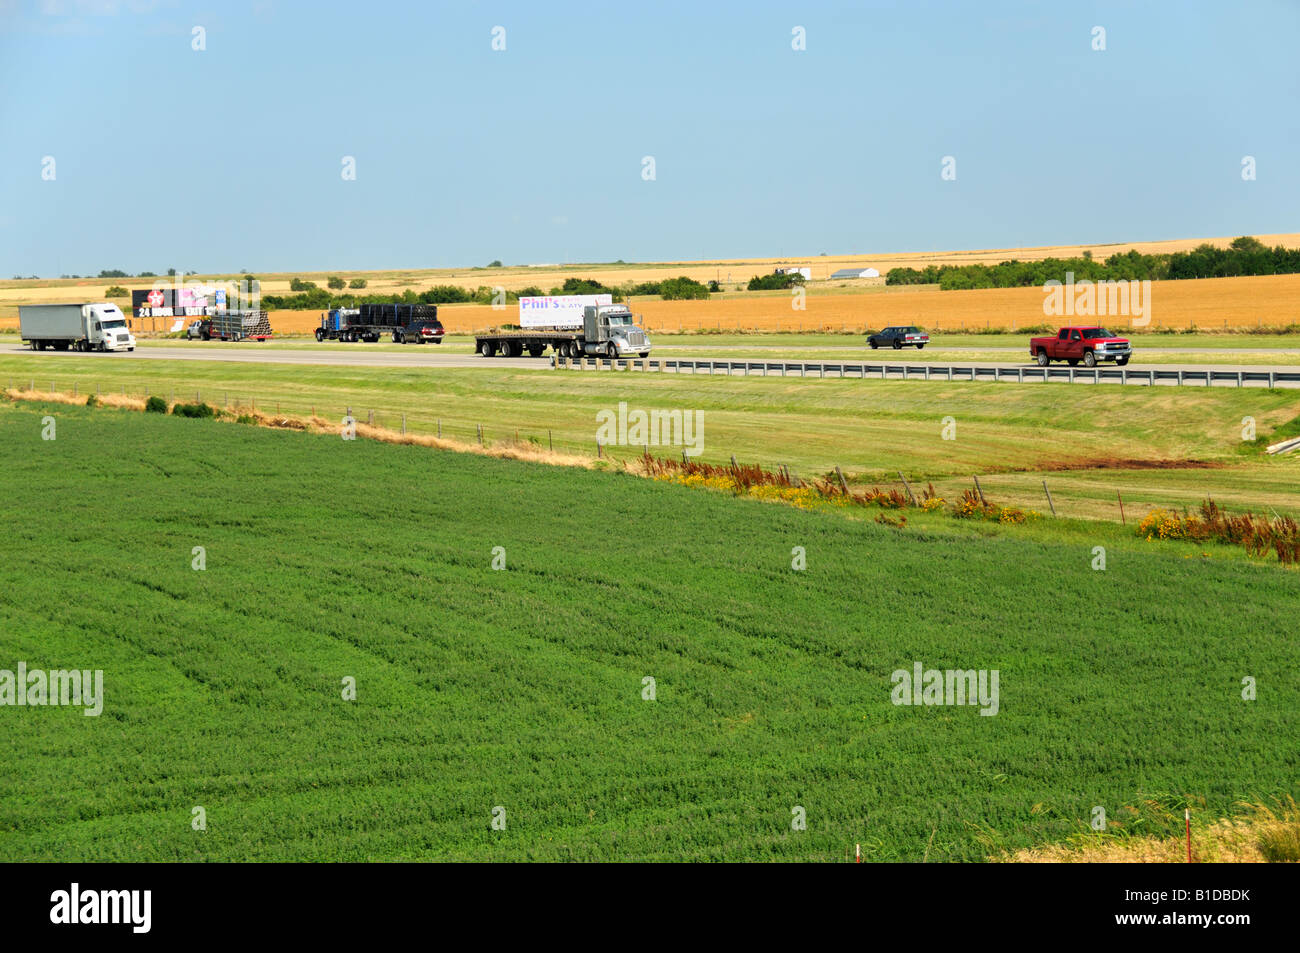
left=627, top=330, right=646, bottom=347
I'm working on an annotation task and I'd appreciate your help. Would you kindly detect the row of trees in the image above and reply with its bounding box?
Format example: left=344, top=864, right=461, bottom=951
left=262, top=274, right=715, bottom=310
left=886, top=237, right=1300, bottom=290
left=263, top=285, right=537, bottom=310
left=746, top=272, right=805, bottom=291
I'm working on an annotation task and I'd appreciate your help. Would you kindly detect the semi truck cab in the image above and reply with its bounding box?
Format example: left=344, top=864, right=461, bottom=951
left=582, top=304, right=652, bottom=359
left=88, top=305, right=135, bottom=351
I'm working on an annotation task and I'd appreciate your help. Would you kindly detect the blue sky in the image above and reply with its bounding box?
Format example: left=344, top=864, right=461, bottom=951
left=1, top=0, right=1297, bottom=275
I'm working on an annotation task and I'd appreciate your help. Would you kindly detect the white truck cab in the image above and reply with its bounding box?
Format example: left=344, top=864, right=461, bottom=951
left=581, top=304, right=652, bottom=358
left=89, top=304, right=136, bottom=351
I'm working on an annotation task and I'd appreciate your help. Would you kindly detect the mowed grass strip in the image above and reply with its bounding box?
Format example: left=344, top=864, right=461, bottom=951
left=0, top=403, right=1295, bottom=861
left=2, top=353, right=1298, bottom=519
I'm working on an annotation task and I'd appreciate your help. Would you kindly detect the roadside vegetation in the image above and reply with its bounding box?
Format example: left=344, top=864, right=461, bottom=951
left=2, top=354, right=1297, bottom=522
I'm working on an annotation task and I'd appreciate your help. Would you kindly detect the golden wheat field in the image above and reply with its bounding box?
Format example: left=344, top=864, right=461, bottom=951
left=271, top=273, right=1291, bottom=335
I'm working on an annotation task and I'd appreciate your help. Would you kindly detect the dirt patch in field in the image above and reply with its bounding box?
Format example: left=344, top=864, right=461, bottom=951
left=1027, top=457, right=1226, bottom=473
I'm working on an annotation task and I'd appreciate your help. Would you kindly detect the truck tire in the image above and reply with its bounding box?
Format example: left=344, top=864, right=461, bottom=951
left=916, top=343, right=925, bottom=350
left=1117, top=356, right=1130, bottom=366
left=479, top=340, right=495, bottom=357
left=639, top=351, right=649, bottom=359
left=606, top=343, right=618, bottom=360
left=1035, top=350, right=1049, bottom=366
left=393, top=331, right=403, bottom=344
left=1083, top=350, right=1096, bottom=368
left=315, top=328, right=324, bottom=341
left=893, top=339, right=902, bottom=349
left=528, top=343, right=545, bottom=357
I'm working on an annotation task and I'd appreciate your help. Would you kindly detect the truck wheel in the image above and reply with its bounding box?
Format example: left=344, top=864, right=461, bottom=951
left=479, top=340, right=495, bottom=357
left=893, top=339, right=902, bottom=349
left=315, top=328, right=324, bottom=342
left=915, top=343, right=925, bottom=350
left=1035, top=350, right=1049, bottom=366
left=1083, top=351, right=1096, bottom=368
left=1117, top=356, right=1130, bottom=366
left=606, top=343, right=618, bottom=361
left=639, top=351, right=649, bottom=359
left=869, top=340, right=878, bottom=349
left=528, top=344, right=545, bottom=357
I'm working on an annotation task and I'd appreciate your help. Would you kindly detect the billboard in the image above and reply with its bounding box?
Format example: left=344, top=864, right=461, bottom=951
left=133, top=282, right=228, bottom=318
left=518, top=294, right=612, bottom=329
left=132, top=288, right=175, bottom=317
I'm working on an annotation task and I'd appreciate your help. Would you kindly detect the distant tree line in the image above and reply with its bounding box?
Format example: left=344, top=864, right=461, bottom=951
left=746, top=272, right=805, bottom=291
left=885, top=237, right=1300, bottom=290
left=262, top=274, right=713, bottom=310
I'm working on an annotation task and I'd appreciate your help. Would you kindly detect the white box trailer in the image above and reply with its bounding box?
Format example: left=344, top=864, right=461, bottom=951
left=19, top=303, right=136, bottom=352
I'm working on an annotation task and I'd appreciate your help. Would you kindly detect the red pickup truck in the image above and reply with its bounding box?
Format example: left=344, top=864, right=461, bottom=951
left=1029, top=326, right=1132, bottom=367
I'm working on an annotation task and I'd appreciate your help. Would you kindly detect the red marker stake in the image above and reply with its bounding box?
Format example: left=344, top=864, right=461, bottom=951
left=855, top=843, right=861, bottom=863
left=1185, top=809, right=1191, bottom=863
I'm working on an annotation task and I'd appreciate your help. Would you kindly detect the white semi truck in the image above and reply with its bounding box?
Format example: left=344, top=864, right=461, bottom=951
left=19, top=303, right=136, bottom=352
left=474, top=296, right=652, bottom=359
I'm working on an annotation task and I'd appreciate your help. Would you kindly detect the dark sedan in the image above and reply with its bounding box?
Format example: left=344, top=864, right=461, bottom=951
left=868, top=326, right=929, bottom=349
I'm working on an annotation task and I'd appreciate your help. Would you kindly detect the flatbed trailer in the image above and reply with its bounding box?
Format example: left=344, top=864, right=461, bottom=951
left=474, top=330, right=584, bottom=358
left=187, top=311, right=272, bottom=341
left=476, top=304, right=651, bottom=359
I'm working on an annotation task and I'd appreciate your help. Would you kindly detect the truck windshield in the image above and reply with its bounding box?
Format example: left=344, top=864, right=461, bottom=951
left=101, top=319, right=127, bottom=330
left=1082, top=328, right=1116, bottom=339
left=606, top=314, right=633, bottom=326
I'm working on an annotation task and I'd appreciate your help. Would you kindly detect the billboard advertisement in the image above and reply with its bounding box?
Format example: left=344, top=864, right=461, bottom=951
left=518, top=294, right=612, bottom=329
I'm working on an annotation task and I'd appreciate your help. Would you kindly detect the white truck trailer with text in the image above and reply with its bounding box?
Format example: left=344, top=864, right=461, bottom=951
left=19, top=303, right=136, bottom=352
left=474, top=295, right=652, bottom=359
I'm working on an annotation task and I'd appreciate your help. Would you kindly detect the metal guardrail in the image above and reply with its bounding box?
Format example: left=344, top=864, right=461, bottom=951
left=553, top=357, right=1300, bottom=388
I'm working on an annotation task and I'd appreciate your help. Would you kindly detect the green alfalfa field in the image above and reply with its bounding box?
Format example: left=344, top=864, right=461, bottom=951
left=0, top=400, right=1295, bottom=861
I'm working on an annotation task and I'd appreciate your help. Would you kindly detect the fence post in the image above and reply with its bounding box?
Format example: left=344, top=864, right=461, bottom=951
left=401, top=414, right=406, bottom=435
left=836, top=466, right=849, bottom=495
left=549, top=429, right=553, bottom=451
left=1042, top=480, right=1056, bottom=517
left=973, top=475, right=986, bottom=505
left=1117, top=490, right=1126, bottom=525
left=477, top=423, right=483, bottom=445
left=597, top=440, right=603, bottom=458
left=437, top=419, right=442, bottom=439
left=898, top=471, right=917, bottom=506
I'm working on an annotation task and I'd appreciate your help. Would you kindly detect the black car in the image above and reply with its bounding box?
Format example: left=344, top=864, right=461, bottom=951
left=392, top=319, right=444, bottom=344
left=868, top=326, right=929, bottom=349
